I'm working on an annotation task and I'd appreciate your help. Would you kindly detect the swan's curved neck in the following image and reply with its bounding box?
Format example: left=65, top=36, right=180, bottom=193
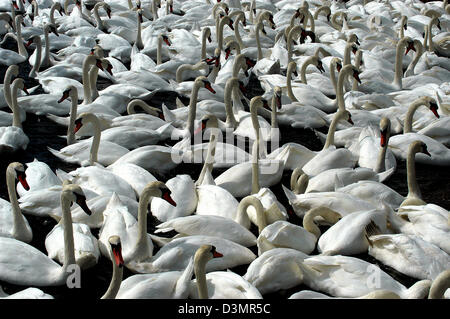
left=270, top=93, right=278, bottom=129
left=393, top=37, right=408, bottom=89
left=186, top=80, right=202, bottom=136
left=403, top=98, right=428, bottom=134
left=255, top=22, right=263, bottom=61
left=197, top=130, right=217, bottom=185
left=343, top=43, right=354, bottom=66
left=15, top=18, right=27, bottom=57
left=157, top=35, right=163, bottom=65
left=136, top=12, right=143, bottom=49
left=336, top=64, right=353, bottom=111
left=201, top=28, right=210, bottom=60
left=127, top=100, right=159, bottom=116
left=93, top=3, right=105, bottom=30
left=232, top=54, right=246, bottom=78
left=85, top=114, right=101, bottom=165
left=67, top=90, right=78, bottom=145
left=10, top=81, right=22, bottom=128
left=176, top=61, right=208, bottom=83
left=29, top=37, right=42, bottom=78
left=303, top=207, right=338, bottom=239
left=101, top=258, right=123, bottom=299
left=152, top=0, right=159, bottom=20
left=286, top=62, right=298, bottom=102
left=323, top=110, right=346, bottom=150
left=224, top=78, right=238, bottom=128
left=233, top=12, right=245, bottom=50
left=300, top=56, right=315, bottom=84
left=313, top=5, right=330, bottom=20
left=407, top=40, right=423, bottom=76
left=194, top=251, right=210, bottom=299
left=237, top=196, right=267, bottom=233
left=50, top=4, right=59, bottom=25
left=6, top=166, right=28, bottom=240
left=406, top=146, right=421, bottom=199
left=329, top=60, right=339, bottom=93
left=250, top=99, right=262, bottom=194
left=82, top=55, right=97, bottom=104
left=3, top=66, right=18, bottom=108
left=352, top=50, right=363, bottom=91
left=287, top=26, right=301, bottom=63
left=375, top=140, right=388, bottom=173
left=429, top=270, right=450, bottom=299
left=135, top=188, right=159, bottom=261
left=290, top=168, right=308, bottom=194
left=60, top=190, right=76, bottom=273
left=331, top=12, right=345, bottom=31
left=217, top=16, right=231, bottom=51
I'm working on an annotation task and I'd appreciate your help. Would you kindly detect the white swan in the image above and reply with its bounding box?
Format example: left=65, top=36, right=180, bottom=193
left=365, top=220, right=450, bottom=280
left=0, top=78, right=29, bottom=153
left=189, top=245, right=262, bottom=299
left=257, top=206, right=341, bottom=256
left=0, top=183, right=91, bottom=286
left=48, top=112, right=129, bottom=167
left=0, top=162, right=32, bottom=243
left=98, top=181, right=176, bottom=266
left=299, top=255, right=432, bottom=298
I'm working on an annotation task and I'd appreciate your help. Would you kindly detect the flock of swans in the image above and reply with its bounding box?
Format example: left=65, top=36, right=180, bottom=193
left=0, top=0, right=449, bottom=300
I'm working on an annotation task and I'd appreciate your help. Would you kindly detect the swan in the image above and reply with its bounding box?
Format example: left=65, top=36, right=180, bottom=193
left=0, top=162, right=32, bottom=243
left=287, top=62, right=362, bottom=113
left=214, top=96, right=285, bottom=198
left=27, top=23, right=61, bottom=72
left=98, top=181, right=176, bottom=266
left=365, top=220, right=450, bottom=281
left=155, top=211, right=257, bottom=247
left=189, top=245, right=262, bottom=299
left=0, top=78, right=29, bottom=153
left=0, top=286, right=53, bottom=299
left=0, top=16, right=28, bottom=66
left=429, top=269, right=450, bottom=299
left=389, top=204, right=450, bottom=255
left=149, top=174, right=197, bottom=223
left=44, top=203, right=100, bottom=270
left=257, top=206, right=342, bottom=256
left=358, top=36, right=415, bottom=93
left=113, top=245, right=194, bottom=299
left=300, top=109, right=357, bottom=177
left=336, top=180, right=405, bottom=211
left=100, top=235, right=124, bottom=299
left=243, top=247, right=309, bottom=295
left=48, top=112, right=129, bottom=167
left=299, top=255, right=432, bottom=299
left=0, top=183, right=91, bottom=286
left=349, top=117, right=397, bottom=174
left=316, top=206, right=390, bottom=256
left=16, top=159, right=62, bottom=197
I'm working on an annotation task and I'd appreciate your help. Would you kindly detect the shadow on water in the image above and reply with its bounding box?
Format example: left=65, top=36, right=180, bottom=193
left=0, top=44, right=448, bottom=299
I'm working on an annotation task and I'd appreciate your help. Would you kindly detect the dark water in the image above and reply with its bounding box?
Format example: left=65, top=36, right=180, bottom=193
left=0, top=42, right=449, bottom=299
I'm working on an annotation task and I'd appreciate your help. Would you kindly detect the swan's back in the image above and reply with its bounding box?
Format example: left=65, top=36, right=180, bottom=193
left=0, top=237, right=63, bottom=286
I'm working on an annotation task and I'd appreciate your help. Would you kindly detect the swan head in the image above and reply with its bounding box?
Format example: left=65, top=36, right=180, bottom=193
left=379, top=117, right=391, bottom=147
left=195, top=76, right=216, bottom=94
left=63, top=183, right=92, bottom=216
left=423, top=97, right=440, bottom=119
left=404, top=38, right=416, bottom=55
left=8, top=162, right=29, bottom=191
left=108, top=236, right=124, bottom=268
left=11, top=77, right=29, bottom=95
left=58, top=86, right=77, bottom=103
left=348, top=33, right=360, bottom=46
left=74, top=112, right=99, bottom=134
left=45, top=23, right=59, bottom=37
left=100, top=58, right=114, bottom=76
left=337, top=109, right=353, bottom=125
left=160, top=34, right=171, bottom=46
left=142, top=181, right=177, bottom=207
left=410, top=140, right=431, bottom=158
left=349, top=66, right=361, bottom=83
left=194, top=245, right=223, bottom=266
left=287, top=61, right=298, bottom=77
left=25, top=34, right=41, bottom=48
left=194, top=114, right=219, bottom=136
left=315, top=57, right=325, bottom=73
left=137, top=8, right=143, bottom=23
